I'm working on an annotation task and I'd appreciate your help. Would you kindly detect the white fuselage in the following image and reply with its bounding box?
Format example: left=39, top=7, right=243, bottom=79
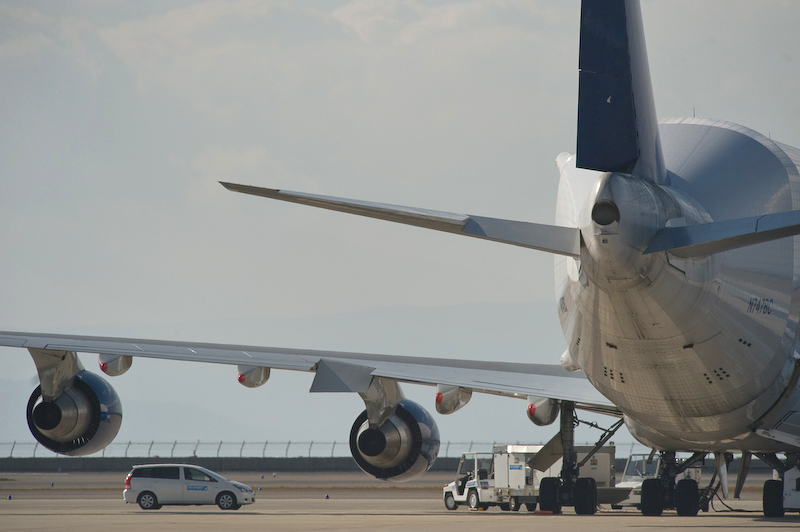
left=555, top=118, right=800, bottom=452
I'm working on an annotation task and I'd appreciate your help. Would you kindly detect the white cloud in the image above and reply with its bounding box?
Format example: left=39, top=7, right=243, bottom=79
left=0, top=32, right=51, bottom=59
left=0, top=4, right=53, bottom=27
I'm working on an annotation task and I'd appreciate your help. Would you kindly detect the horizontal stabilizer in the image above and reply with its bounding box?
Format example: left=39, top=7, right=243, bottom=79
left=644, top=210, right=800, bottom=257
left=221, top=182, right=580, bottom=257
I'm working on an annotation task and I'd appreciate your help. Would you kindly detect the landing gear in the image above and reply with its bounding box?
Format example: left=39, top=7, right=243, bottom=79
left=639, top=450, right=705, bottom=516
left=763, top=479, right=784, bottom=518
left=537, top=401, right=622, bottom=515
left=538, top=476, right=562, bottom=514
left=675, top=478, right=699, bottom=516
left=640, top=478, right=662, bottom=516
left=574, top=477, right=597, bottom=515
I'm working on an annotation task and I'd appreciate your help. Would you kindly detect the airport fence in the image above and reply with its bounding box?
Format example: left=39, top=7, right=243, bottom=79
left=0, top=440, right=651, bottom=459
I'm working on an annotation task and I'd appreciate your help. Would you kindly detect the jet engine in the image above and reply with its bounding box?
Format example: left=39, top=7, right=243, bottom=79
left=349, top=399, right=440, bottom=482
left=27, top=371, right=122, bottom=456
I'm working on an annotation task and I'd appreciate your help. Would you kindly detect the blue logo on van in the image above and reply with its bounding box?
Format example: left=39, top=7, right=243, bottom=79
left=187, top=485, right=208, bottom=491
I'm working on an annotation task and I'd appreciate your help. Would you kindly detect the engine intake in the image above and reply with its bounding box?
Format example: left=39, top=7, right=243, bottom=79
left=27, top=371, right=122, bottom=456
left=349, top=399, right=439, bottom=482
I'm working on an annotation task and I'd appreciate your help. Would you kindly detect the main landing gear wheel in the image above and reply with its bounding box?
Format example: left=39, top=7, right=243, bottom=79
left=539, top=477, right=561, bottom=514
left=509, top=496, right=521, bottom=511
left=444, top=493, right=458, bottom=510
left=641, top=478, right=663, bottom=516
left=763, top=479, right=785, bottom=518
left=675, top=478, right=699, bottom=516
left=574, top=477, right=597, bottom=515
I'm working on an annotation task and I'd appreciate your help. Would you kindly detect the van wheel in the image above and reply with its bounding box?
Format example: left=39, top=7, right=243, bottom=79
left=138, top=491, right=160, bottom=510
left=217, top=491, right=240, bottom=510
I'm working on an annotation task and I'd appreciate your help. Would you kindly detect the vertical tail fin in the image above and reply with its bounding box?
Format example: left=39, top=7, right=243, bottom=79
left=576, top=0, right=665, bottom=183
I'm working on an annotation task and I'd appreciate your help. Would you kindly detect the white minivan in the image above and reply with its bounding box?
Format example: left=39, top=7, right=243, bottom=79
left=123, top=464, right=255, bottom=510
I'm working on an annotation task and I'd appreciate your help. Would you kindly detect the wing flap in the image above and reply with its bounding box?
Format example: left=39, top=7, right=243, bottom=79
left=220, top=182, right=580, bottom=257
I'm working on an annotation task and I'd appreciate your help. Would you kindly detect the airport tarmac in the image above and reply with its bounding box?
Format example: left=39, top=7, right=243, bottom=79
left=1, top=470, right=795, bottom=531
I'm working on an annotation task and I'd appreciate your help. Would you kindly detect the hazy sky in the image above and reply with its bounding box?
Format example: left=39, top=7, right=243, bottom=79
left=1, top=1, right=799, bottom=456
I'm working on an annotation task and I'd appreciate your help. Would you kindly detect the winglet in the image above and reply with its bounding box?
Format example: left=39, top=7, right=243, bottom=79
left=576, top=0, right=665, bottom=183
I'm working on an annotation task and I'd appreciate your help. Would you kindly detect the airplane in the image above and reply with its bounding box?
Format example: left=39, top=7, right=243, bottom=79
left=2, top=0, right=800, bottom=518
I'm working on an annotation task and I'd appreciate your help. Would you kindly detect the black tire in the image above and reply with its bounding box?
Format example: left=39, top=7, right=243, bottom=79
left=763, top=479, right=784, bottom=518
left=641, top=478, right=663, bottom=516
left=539, top=477, right=561, bottom=514
left=216, top=491, right=240, bottom=510
left=574, top=477, right=597, bottom=515
left=444, top=492, right=458, bottom=511
left=675, top=478, right=699, bottom=516
left=137, top=491, right=160, bottom=510
left=509, top=496, right=521, bottom=511
left=525, top=502, right=537, bottom=512
left=467, top=489, right=480, bottom=510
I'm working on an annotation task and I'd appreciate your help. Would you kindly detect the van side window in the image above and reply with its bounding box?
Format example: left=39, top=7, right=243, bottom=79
left=184, top=468, right=215, bottom=482
left=131, top=467, right=153, bottom=478
left=157, top=467, right=180, bottom=479
left=131, top=467, right=180, bottom=479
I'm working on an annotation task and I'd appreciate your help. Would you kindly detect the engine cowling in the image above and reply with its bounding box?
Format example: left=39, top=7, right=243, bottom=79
left=27, top=370, right=123, bottom=456
left=349, top=399, right=440, bottom=482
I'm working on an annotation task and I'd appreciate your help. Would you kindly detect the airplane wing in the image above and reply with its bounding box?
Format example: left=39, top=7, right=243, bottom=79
left=220, top=182, right=581, bottom=258
left=0, top=330, right=617, bottom=416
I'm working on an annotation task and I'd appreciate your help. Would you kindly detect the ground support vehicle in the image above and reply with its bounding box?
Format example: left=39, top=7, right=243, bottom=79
left=123, top=464, right=255, bottom=510
left=765, top=465, right=800, bottom=517
left=442, top=444, right=620, bottom=512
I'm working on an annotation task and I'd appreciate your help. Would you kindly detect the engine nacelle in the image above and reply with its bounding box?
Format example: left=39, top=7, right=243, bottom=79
left=27, top=370, right=123, bottom=456
left=349, top=399, right=440, bottom=482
